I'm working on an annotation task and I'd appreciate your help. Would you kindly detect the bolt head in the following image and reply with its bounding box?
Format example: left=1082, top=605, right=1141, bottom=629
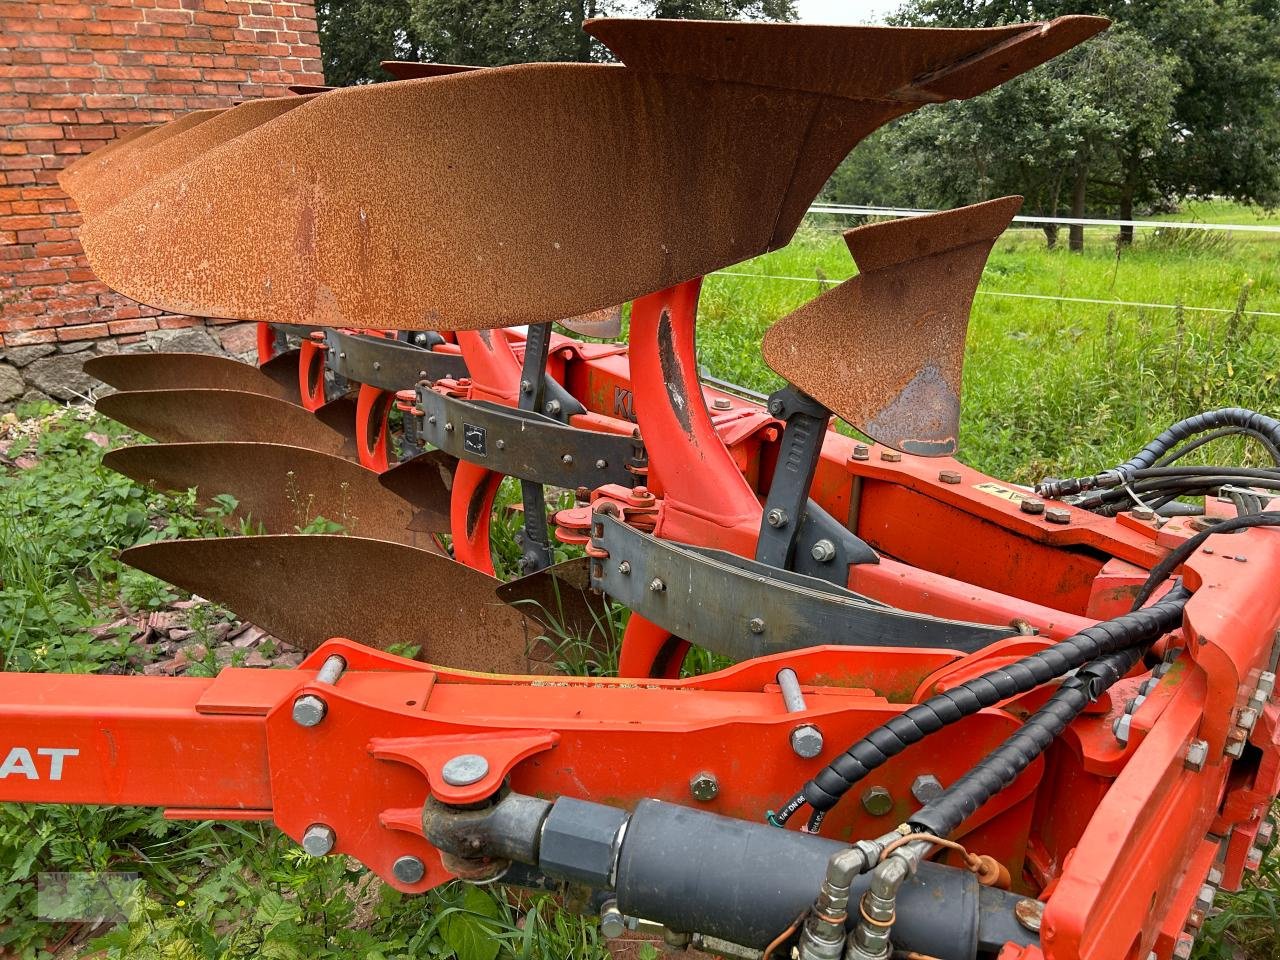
left=1014, top=898, right=1044, bottom=933
left=301, top=823, right=336, bottom=857
left=648, top=577, right=666, bottom=593
left=413, top=332, right=430, bottom=346
left=1184, top=739, right=1209, bottom=772
left=444, top=421, right=454, bottom=432
left=292, top=694, right=327, bottom=728
left=712, top=397, right=732, bottom=411
left=860, top=786, right=893, bottom=817
left=561, top=453, right=574, bottom=465
left=595, top=458, right=607, bottom=469
left=748, top=617, right=766, bottom=634
left=690, top=772, right=719, bottom=802
left=790, top=725, right=824, bottom=759
left=441, top=753, right=489, bottom=787
left=810, top=539, right=837, bottom=563
left=1131, top=505, right=1156, bottom=521
left=910, top=774, right=944, bottom=804
left=600, top=900, right=626, bottom=938
left=938, top=470, right=962, bottom=484
left=1020, top=498, right=1046, bottom=515
left=392, top=855, right=426, bottom=885
left=1173, top=934, right=1194, bottom=960
left=1045, top=506, right=1072, bottom=524
left=766, top=507, right=789, bottom=528
left=545, top=400, right=562, bottom=415
left=879, top=450, right=903, bottom=462
left=851, top=444, right=870, bottom=461
left=617, top=561, right=631, bottom=576
left=1113, top=714, right=1132, bottom=745
left=768, top=398, right=784, bottom=415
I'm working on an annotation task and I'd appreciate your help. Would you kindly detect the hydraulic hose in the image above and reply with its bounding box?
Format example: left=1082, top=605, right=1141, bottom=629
left=1117, top=408, right=1280, bottom=476
left=774, top=585, right=1190, bottom=829
left=1154, top=425, right=1280, bottom=468
left=909, top=646, right=1141, bottom=837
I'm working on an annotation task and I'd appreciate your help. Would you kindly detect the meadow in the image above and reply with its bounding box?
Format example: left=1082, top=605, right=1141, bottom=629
left=1, top=201, right=1278, bottom=959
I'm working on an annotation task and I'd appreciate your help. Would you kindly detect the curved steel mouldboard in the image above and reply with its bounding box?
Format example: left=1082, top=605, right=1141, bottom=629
left=77, top=17, right=1106, bottom=332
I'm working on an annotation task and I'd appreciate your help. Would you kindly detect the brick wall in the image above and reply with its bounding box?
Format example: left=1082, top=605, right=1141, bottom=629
left=0, top=0, right=323, bottom=408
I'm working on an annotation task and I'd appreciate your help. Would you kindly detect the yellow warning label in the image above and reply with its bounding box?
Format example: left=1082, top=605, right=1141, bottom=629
left=975, top=481, right=1029, bottom=503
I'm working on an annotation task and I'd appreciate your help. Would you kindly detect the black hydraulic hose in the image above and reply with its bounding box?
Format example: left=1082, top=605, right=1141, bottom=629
left=773, top=585, right=1190, bottom=828
left=1131, top=512, right=1280, bottom=608
left=1154, top=426, right=1280, bottom=468
left=1117, top=408, right=1280, bottom=476
left=909, top=646, right=1141, bottom=838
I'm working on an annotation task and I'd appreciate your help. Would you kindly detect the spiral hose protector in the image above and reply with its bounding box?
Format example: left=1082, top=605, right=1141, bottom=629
left=800, top=585, right=1189, bottom=814
left=909, top=647, right=1141, bottom=837
left=1117, top=408, right=1280, bottom=477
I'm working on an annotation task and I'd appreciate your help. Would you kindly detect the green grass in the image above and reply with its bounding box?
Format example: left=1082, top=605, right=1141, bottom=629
left=2, top=200, right=1279, bottom=958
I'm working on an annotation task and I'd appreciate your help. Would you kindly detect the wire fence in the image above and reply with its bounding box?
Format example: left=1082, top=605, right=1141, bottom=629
left=702, top=202, right=1280, bottom=318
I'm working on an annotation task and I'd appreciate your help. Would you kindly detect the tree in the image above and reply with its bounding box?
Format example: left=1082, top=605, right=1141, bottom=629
left=316, top=0, right=426, bottom=86
left=872, top=0, right=1280, bottom=244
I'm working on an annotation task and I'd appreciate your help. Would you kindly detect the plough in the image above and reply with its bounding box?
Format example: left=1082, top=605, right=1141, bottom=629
left=8, top=15, right=1280, bottom=960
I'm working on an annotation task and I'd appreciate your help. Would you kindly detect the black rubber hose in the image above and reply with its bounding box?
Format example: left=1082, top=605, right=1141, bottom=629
left=909, top=646, right=1141, bottom=838
left=1117, top=408, right=1280, bottom=476
left=1131, top=512, right=1280, bottom=608
left=1154, top=426, right=1280, bottom=468
left=787, top=585, right=1190, bottom=820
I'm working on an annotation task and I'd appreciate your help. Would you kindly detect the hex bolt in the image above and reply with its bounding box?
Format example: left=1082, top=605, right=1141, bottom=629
left=1207, top=867, right=1223, bottom=886
left=766, top=507, right=789, bottom=528
left=292, top=694, right=328, bottom=728
left=938, top=470, right=962, bottom=484
left=1113, top=714, right=1132, bottom=746
left=1238, top=706, right=1259, bottom=733
left=1173, top=934, right=1194, bottom=960
left=1014, top=898, right=1044, bottom=934
left=690, top=772, right=719, bottom=802
left=496, top=439, right=506, bottom=450
left=649, top=577, right=666, bottom=593
left=392, top=855, right=426, bottom=884
left=810, top=539, right=837, bottom=563
left=1045, top=506, right=1072, bottom=525
left=562, top=453, right=574, bottom=465
left=301, top=823, right=337, bottom=857
left=768, top=398, right=785, bottom=416
left=1184, top=739, right=1209, bottom=772
left=545, top=400, right=562, bottom=416
left=520, top=380, right=532, bottom=394
left=790, top=726, right=824, bottom=759
left=617, top=561, right=631, bottom=576
left=910, top=774, right=944, bottom=804
left=1131, top=505, right=1156, bottom=522
left=851, top=444, right=870, bottom=461
left=1125, top=695, right=1146, bottom=716
left=1226, top=730, right=1248, bottom=758
left=600, top=900, right=626, bottom=938
left=1195, top=884, right=1217, bottom=913
left=711, top=397, right=732, bottom=411
left=879, top=450, right=903, bottom=463
left=749, top=617, right=766, bottom=634
left=441, top=753, right=490, bottom=787
left=1246, top=846, right=1264, bottom=871
left=595, top=458, right=608, bottom=469
left=444, top=422, right=455, bottom=433
left=861, top=786, right=893, bottom=817
left=1259, top=819, right=1275, bottom=847
left=1020, top=498, right=1046, bottom=515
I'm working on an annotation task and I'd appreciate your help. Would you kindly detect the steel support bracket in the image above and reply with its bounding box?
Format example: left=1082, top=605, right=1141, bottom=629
left=325, top=329, right=468, bottom=390
left=589, top=514, right=1013, bottom=658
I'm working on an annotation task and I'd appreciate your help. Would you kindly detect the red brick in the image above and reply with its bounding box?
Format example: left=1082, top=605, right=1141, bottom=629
left=3, top=327, right=56, bottom=346
left=55, top=321, right=109, bottom=341
left=107, top=316, right=158, bottom=335
left=157, top=314, right=198, bottom=329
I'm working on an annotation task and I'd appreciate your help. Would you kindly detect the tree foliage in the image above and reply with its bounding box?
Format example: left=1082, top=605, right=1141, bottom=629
left=317, top=0, right=797, bottom=83
left=824, top=0, right=1280, bottom=246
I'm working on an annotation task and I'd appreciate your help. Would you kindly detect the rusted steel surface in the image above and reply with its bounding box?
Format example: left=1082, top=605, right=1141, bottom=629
left=496, top=556, right=616, bottom=651
left=560, top=305, right=623, bottom=340
left=380, top=61, right=478, bottom=80
left=762, top=196, right=1022, bottom=456
left=59, top=108, right=224, bottom=204
left=103, top=442, right=446, bottom=550
left=76, top=97, right=311, bottom=216
left=376, top=451, right=457, bottom=536
left=84, top=353, right=299, bottom=402
left=78, top=17, right=1105, bottom=330
left=257, top=348, right=305, bottom=399
left=96, top=388, right=356, bottom=458
left=120, top=535, right=556, bottom=673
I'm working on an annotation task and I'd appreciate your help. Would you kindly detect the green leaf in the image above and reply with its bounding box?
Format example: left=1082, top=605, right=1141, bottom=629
left=439, top=888, right=502, bottom=960
left=255, top=890, right=304, bottom=928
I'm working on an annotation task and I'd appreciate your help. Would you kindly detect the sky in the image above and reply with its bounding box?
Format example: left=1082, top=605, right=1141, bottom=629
left=795, top=0, right=888, bottom=23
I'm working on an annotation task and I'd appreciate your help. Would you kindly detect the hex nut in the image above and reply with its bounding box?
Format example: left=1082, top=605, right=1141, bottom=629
left=879, top=450, right=903, bottom=463
left=851, top=444, right=870, bottom=461
left=1113, top=714, right=1132, bottom=745
left=292, top=694, right=328, bottom=728
left=810, top=539, right=837, bottom=562
left=910, top=774, right=944, bottom=804
left=790, top=725, right=824, bottom=759
left=938, top=470, right=962, bottom=484
left=1045, top=507, right=1072, bottom=525
left=301, top=823, right=337, bottom=857
left=600, top=900, right=626, bottom=938
left=861, top=786, right=893, bottom=817
left=690, top=772, right=719, bottom=802
left=1184, top=739, right=1209, bottom=772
